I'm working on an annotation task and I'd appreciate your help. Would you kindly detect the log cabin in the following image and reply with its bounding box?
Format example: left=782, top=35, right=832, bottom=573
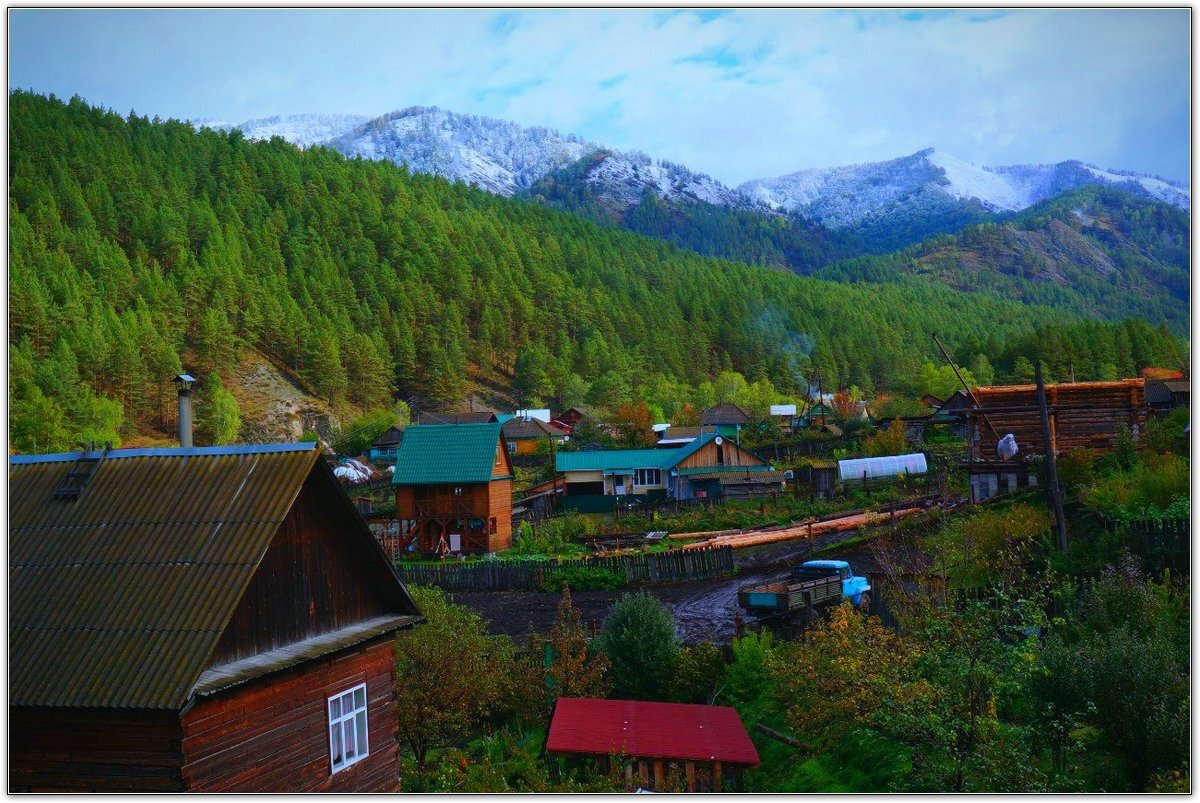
left=545, top=697, right=759, bottom=792
left=501, top=415, right=570, bottom=456
left=8, top=443, right=422, bottom=792
left=391, top=422, right=514, bottom=554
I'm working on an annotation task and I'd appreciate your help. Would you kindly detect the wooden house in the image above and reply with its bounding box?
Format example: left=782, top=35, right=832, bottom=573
left=367, top=425, right=405, bottom=463
left=392, top=423, right=514, bottom=554
left=8, top=443, right=422, bottom=792
left=546, top=698, right=759, bottom=792
left=552, top=407, right=589, bottom=433
left=556, top=433, right=780, bottom=507
left=1145, top=379, right=1189, bottom=413
left=502, top=415, right=570, bottom=456
left=699, top=403, right=751, bottom=437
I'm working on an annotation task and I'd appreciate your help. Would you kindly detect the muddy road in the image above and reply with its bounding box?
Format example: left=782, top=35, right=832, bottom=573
left=452, top=523, right=896, bottom=645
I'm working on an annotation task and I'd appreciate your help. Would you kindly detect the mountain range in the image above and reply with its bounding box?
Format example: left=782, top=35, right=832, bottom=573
left=203, top=107, right=1188, bottom=225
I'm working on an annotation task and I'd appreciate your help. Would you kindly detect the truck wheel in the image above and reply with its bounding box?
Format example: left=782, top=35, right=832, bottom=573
left=857, top=593, right=871, bottom=613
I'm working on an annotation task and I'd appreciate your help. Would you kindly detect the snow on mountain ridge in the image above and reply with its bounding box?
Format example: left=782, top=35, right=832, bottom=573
left=740, top=148, right=1190, bottom=228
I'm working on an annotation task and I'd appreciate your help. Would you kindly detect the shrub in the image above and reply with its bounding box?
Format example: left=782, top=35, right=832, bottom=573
left=594, top=592, right=679, bottom=700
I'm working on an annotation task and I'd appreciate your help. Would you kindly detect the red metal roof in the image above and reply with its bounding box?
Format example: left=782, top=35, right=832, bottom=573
left=545, top=698, right=759, bottom=766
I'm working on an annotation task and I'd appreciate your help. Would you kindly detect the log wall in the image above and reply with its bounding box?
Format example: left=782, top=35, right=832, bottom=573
left=181, top=635, right=400, bottom=792
left=9, top=708, right=184, bottom=792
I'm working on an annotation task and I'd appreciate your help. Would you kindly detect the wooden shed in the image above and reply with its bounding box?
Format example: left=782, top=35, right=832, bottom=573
left=392, top=423, right=514, bottom=555
left=8, top=443, right=422, bottom=792
left=546, top=697, right=759, bottom=792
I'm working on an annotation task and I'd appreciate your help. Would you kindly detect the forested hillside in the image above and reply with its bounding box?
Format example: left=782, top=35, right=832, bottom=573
left=7, top=92, right=1187, bottom=451
left=817, top=186, right=1190, bottom=335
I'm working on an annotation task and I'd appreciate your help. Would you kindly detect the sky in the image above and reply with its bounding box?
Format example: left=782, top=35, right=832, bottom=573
left=8, top=8, right=1191, bottom=185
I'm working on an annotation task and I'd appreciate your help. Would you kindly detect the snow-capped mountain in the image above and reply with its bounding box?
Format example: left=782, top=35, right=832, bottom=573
left=323, top=107, right=598, bottom=196
left=739, top=148, right=1190, bottom=228
left=196, top=113, right=370, bottom=148
left=554, top=149, right=762, bottom=214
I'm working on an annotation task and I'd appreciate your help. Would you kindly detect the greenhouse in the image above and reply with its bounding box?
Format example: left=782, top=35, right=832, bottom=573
left=837, top=453, right=928, bottom=482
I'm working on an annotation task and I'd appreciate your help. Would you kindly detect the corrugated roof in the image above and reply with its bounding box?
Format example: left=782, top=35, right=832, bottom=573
left=502, top=417, right=569, bottom=440
left=392, top=423, right=511, bottom=485
left=557, top=434, right=720, bottom=473
left=546, top=698, right=759, bottom=765
left=9, top=444, right=321, bottom=710
left=700, top=403, right=751, bottom=426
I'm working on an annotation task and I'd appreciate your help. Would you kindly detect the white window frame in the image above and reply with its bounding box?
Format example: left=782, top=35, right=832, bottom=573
left=328, top=682, right=369, bottom=774
left=634, top=468, right=661, bottom=487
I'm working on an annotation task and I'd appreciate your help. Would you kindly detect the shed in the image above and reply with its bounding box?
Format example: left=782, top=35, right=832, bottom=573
left=546, top=697, right=758, bottom=792
left=1145, top=379, right=1189, bottom=412
left=8, top=443, right=421, bottom=792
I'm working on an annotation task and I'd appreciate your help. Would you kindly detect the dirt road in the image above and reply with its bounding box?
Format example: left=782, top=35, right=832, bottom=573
left=452, top=522, right=882, bottom=645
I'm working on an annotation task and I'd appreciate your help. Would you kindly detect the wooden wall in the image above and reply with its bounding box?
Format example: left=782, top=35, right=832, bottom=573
left=676, top=439, right=766, bottom=471
left=9, top=708, right=184, bottom=792
left=181, top=635, right=400, bottom=792
left=487, top=477, right=513, bottom=551
left=208, top=471, right=405, bottom=667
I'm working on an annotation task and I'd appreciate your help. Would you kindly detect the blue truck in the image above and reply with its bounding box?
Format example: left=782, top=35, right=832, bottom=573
left=737, top=560, right=871, bottom=633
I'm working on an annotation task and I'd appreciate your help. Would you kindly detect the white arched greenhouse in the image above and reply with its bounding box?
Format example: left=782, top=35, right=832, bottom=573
left=837, top=453, right=927, bottom=483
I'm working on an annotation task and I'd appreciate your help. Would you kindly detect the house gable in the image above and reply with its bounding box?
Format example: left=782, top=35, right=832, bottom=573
left=207, top=463, right=417, bottom=668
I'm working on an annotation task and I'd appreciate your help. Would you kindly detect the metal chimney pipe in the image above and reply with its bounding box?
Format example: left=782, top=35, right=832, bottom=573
left=174, top=374, right=196, bottom=448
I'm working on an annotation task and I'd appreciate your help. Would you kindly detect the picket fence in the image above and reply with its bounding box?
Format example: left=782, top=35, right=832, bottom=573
left=395, top=545, right=736, bottom=592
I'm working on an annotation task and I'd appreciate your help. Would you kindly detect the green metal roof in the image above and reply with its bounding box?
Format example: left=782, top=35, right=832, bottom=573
left=557, top=434, right=721, bottom=473
left=392, top=423, right=510, bottom=485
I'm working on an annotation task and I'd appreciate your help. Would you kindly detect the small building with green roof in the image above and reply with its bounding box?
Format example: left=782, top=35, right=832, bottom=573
left=392, top=423, right=514, bottom=555
left=556, top=433, right=778, bottom=509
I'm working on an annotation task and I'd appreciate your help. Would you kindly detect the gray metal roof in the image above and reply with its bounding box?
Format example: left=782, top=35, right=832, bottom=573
left=9, top=443, right=413, bottom=710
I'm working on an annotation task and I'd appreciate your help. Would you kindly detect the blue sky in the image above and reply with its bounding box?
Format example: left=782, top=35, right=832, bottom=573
left=8, top=8, right=1190, bottom=184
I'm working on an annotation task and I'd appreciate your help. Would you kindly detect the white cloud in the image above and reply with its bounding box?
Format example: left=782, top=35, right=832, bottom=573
left=7, top=8, right=1190, bottom=183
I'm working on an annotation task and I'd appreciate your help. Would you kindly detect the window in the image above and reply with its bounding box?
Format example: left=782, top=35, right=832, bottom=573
left=507, top=441, right=517, bottom=454
left=328, top=683, right=369, bottom=774
left=634, top=468, right=661, bottom=486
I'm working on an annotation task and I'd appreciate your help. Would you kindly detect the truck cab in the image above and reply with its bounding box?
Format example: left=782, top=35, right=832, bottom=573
left=792, top=559, right=871, bottom=608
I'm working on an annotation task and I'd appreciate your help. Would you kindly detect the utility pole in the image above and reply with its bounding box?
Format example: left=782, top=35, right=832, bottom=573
left=1036, top=363, right=1068, bottom=553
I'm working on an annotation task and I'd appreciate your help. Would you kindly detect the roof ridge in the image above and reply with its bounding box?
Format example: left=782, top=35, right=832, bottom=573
left=10, top=442, right=317, bottom=464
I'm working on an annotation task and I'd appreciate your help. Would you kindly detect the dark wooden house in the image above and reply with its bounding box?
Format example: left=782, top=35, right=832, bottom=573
left=546, top=697, right=759, bottom=792
left=502, top=415, right=569, bottom=456
left=1145, top=378, right=1189, bottom=413
left=9, top=443, right=422, bottom=792
left=392, top=423, right=514, bottom=555
left=368, top=424, right=404, bottom=463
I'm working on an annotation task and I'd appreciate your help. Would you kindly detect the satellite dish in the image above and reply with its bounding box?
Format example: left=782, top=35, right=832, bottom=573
left=714, top=436, right=724, bottom=445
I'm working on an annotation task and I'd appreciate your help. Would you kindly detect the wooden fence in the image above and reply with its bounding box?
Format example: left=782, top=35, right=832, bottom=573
left=1125, top=518, right=1189, bottom=573
left=395, top=545, right=736, bottom=592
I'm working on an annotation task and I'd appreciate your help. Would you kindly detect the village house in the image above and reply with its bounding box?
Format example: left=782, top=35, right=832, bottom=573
left=699, top=403, right=751, bottom=439
left=9, top=442, right=421, bottom=792
left=555, top=432, right=780, bottom=510
left=552, top=407, right=589, bottom=433
left=501, top=415, right=570, bottom=456
left=367, top=424, right=404, bottom=463
left=769, top=403, right=799, bottom=435
left=545, top=697, right=759, bottom=792
left=392, top=422, right=514, bottom=555
left=1145, top=378, right=1190, bottom=414
left=655, top=425, right=704, bottom=447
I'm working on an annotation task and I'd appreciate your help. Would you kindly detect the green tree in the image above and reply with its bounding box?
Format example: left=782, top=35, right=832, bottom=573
left=595, top=592, right=680, bottom=701
left=198, top=373, right=241, bottom=445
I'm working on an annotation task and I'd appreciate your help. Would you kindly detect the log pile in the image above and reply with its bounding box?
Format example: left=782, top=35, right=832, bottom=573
left=967, top=379, right=1147, bottom=457
left=677, top=507, right=923, bottom=551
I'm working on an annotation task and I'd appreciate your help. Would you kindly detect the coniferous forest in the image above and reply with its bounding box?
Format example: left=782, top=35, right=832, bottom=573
left=7, top=92, right=1187, bottom=450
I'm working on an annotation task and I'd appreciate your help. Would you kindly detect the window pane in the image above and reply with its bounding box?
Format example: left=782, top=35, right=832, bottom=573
left=354, top=687, right=366, bottom=709
left=355, top=712, right=368, bottom=755
left=331, top=725, right=343, bottom=766
left=330, top=697, right=342, bottom=718
left=344, top=720, right=356, bottom=758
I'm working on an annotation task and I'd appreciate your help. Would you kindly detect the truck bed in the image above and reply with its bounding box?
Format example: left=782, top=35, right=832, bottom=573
left=737, top=574, right=842, bottom=614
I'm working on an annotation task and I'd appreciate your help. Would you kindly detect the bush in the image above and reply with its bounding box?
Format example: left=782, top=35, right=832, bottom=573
left=512, top=515, right=593, bottom=557
left=594, top=592, right=679, bottom=700
left=1082, top=454, right=1189, bottom=522
left=538, top=566, right=626, bottom=593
